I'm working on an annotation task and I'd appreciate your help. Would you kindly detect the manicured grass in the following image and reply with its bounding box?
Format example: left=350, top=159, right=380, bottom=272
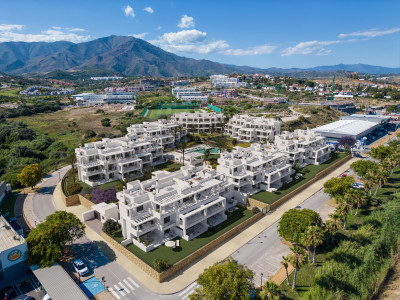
left=146, top=109, right=199, bottom=119
left=97, top=180, right=124, bottom=189
left=154, top=161, right=183, bottom=172
left=252, top=152, right=347, bottom=204
left=112, top=207, right=254, bottom=268
left=0, top=194, right=18, bottom=218
left=374, top=167, right=400, bottom=202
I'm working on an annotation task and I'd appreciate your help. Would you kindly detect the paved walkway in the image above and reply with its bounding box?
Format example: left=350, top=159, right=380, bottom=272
left=51, top=158, right=357, bottom=294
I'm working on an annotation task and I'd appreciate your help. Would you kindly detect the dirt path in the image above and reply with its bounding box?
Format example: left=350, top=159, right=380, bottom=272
left=376, top=253, right=400, bottom=299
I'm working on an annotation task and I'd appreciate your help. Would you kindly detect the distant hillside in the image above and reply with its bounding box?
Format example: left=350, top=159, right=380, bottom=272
left=0, top=36, right=398, bottom=77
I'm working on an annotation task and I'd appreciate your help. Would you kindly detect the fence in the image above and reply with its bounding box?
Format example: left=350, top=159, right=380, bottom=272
left=156, top=103, right=200, bottom=109
left=141, top=106, right=148, bottom=117
left=208, top=104, right=223, bottom=113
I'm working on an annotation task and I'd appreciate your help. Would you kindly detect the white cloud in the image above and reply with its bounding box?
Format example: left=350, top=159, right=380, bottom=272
left=0, top=24, right=24, bottom=31
left=69, top=28, right=86, bottom=32
left=281, top=40, right=342, bottom=56
left=123, top=5, right=135, bottom=18
left=225, top=44, right=277, bottom=56
left=178, top=15, right=195, bottom=29
left=157, top=26, right=162, bottom=30
left=149, top=29, right=228, bottom=54
left=144, top=7, right=154, bottom=14
left=0, top=27, right=90, bottom=43
left=338, top=28, right=400, bottom=38
left=52, top=26, right=62, bottom=30
left=132, top=32, right=147, bottom=39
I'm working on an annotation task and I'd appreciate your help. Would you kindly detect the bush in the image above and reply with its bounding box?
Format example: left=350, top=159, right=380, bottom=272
left=153, top=258, right=170, bottom=272
left=67, top=182, right=83, bottom=195
left=252, top=207, right=260, bottom=215
left=103, top=219, right=121, bottom=235
left=101, top=118, right=111, bottom=127
left=84, top=130, right=97, bottom=139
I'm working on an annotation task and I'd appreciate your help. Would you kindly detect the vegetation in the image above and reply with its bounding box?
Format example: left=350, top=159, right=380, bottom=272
left=17, top=163, right=43, bottom=188
left=0, top=194, right=18, bottom=218
left=26, top=211, right=85, bottom=267
left=102, top=219, right=121, bottom=235
left=190, top=257, right=254, bottom=300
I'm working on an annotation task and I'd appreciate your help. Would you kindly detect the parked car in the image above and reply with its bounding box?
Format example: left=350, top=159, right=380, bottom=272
left=42, top=295, right=51, bottom=300
left=0, top=286, right=17, bottom=300
left=341, top=173, right=347, bottom=177
left=73, top=259, right=89, bottom=276
left=14, top=295, right=36, bottom=300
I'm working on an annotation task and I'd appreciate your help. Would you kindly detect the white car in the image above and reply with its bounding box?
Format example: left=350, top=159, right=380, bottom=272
left=73, top=259, right=89, bottom=276
left=43, top=294, right=51, bottom=300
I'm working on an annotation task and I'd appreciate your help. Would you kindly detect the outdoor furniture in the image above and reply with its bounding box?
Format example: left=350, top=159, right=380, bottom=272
left=176, top=240, right=180, bottom=247
left=165, top=240, right=176, bottom=248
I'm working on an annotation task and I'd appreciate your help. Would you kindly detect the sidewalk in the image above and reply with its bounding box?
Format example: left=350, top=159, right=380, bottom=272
left=52, top=157, right=358, bottom=294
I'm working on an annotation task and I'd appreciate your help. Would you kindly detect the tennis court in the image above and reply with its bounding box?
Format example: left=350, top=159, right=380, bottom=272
left=146, top=108, right=199, bottom=119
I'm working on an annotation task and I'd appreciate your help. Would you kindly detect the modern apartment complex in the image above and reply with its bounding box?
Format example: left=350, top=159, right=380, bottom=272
left=225, top=115, right=281, bottom=143
left=172, top=87, right=208, bottom=102
left=75, top=120, right=186, bottom=186
left=117, top=164, right=236, bottom=252
left=210, top=75, right=248, bottom=88
left=274, top=129, right=331, bottom=166
left=217, top=144, right=293, bottom=200
left=72, top=92, right=135, bottom=105
left=172, top=112, right=224, bottom=133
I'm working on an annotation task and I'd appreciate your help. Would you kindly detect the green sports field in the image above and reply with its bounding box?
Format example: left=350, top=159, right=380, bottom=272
left=146, top=108, right=199, bottom=119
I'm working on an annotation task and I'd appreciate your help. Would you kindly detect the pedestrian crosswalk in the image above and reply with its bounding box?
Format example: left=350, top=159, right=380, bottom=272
left=108, top=277, right=140, bottom=299
left=177, top=282, right=198, bottom=299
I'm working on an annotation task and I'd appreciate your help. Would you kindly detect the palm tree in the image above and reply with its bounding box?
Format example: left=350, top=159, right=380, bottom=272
left=374, top=170, right=388, bottom=196
left=232, top=138, right=238, bottom=148
left=299, top=233, right=312, bottom=261
left=173, top=126, right=179, bottom=146
left=363, top=173, right=375, bottom=196
left=219, top=122, right=226, bottom=137
left=325, top=219, right=339, bottom=244
left=352, top=189, right=368, bottom=215
left=384, top=156, right=396, bottom=174
left=288, top=246, right=306, bottom=290
left=178, top=142, right=188, bottom=166
left=204, top=148, right=211, bottom=162
left=307, top=226, right=324, bottom=264
left=261, top=281, right=280, bottom=300
left=281, top=256, right=290, bottom=287
left=335, top=203, right=349, bottom=229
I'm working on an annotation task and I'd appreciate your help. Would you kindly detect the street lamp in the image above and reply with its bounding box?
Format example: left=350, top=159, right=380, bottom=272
left=260, top=273, right=264, bottom=290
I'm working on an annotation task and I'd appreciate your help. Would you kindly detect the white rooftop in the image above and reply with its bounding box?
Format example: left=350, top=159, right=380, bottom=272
left=0, top=216, right=25, bottom=252
left=313, top=119, right=377, bottom=136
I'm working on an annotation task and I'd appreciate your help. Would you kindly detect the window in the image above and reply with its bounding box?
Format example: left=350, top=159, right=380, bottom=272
left=234, top=187, right=239, bottom=191
left=164, top=216, right=170, bottom=224
left=137, top=205, right=143, bottom=212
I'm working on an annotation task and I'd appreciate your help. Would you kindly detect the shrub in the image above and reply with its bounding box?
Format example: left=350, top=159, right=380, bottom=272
left=67, top=182, right=83, bottom=195
left=252, top=207, right=260, bottom=215
left=153, top=258, right=170, bottom=272
left=84, top=130, right=96, bottom=139
left=90, top=187, right=117, bottom=204
left=102, top=219, right=121, bottom=235
left=84, top=194, right=92, bottom=200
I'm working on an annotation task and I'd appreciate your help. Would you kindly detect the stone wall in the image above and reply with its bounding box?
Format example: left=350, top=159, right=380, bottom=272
left=77, top=194, right=94, bottom=210
left=248, top=154, right=351, bottom=210
left=101, top=211, right=262, bottom=282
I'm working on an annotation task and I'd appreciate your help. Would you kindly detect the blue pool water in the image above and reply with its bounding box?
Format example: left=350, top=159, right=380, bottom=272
left=79, top=277, right=105, bottom=298
left=189, top=147, right=219, bottom=154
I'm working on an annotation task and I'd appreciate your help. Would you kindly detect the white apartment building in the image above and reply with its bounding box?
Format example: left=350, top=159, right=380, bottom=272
left=172, top=112, right=224, bottom=133
left=117, top=164, right=236, bottom=252
left=217, top=144, right=293, bottom=201
left=210, top=75, right=248, bottom=88
left=274, top=129, right=331, bottom=166
left=225, top=115, right=281, bottom=143
left=75, top=120, right=186, bottom=186
left=72, top=92, right=135, bottom=105
left=172, top=87, right=208, bottom=102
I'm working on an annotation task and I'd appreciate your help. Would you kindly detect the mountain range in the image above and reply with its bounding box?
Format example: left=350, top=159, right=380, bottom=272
left=0, top=35, right=399, bottom=77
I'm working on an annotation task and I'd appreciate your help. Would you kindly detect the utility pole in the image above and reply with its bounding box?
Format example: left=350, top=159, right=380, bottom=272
left=330, top=75, right=335, bottom=101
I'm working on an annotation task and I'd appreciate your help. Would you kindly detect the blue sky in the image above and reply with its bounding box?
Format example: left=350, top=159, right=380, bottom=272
left=0, top=0, right=399, bottom=68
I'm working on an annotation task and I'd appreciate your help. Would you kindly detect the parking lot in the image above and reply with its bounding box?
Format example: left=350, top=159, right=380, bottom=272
left=1, top=274, right=45, bottom=300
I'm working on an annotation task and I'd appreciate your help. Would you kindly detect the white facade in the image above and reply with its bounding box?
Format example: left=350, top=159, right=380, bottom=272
left=75, top=120, right=186, bottom=186
left=274, top=129, right=331, bottom=166
left=172, top=112, right=224, bottom=133
left=225, top=115, right=281, bottom=143
left=117, top=164, right=237, bottom=252
left=217, top=144, right=293, bottom=200
left=172, top=87, right=208, bottom=102
left=73, top=92, right=135, bottom=104
left=210, top=75, right=248, bottom=88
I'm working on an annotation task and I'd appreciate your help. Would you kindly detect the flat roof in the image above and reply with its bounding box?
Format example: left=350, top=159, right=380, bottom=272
left=312, top=119, right=378, bottom=136
left=31, top=263, right=89, bottom=300
left=0, top=216, right=25, bottom=252
left=341, top=114, right=391, bottom=123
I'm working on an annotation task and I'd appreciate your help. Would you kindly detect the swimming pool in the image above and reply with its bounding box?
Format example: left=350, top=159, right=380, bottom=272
left=188, top=147, right=219, bottom=154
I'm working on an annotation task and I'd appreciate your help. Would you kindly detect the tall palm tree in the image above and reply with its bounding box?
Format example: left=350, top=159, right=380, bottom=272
left=352, top=189, right=368, bottom=215
left=374, top=171, right=388, bottom=196
left=325, top=219, right=339, bottom=244
left=261, top=281, right=280, bottom=300
left=178, top=142, right=188, bottom=166
left=288, top=246, right=306, bottom=290
left=307, top=226, right=324, bottom=264
left=280, top=256, right=290, bottom=287
left=299, top=233, right=312, bottom=261
left=363, top=173, right=375, bottom=196
left=204, top=148, right=211, bottom=162
left=384, top=156, right=396, bottom=174
left=335, top=203, right=349, bottom=229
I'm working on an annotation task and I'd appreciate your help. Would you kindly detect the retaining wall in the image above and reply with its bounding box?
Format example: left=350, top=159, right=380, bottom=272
left=101, top=211, right=262, bottom=282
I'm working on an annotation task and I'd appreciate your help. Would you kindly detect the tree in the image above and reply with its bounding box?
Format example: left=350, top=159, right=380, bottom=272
left=370, top=145, right=393, bottom=162
left=189, top=257, right=254, bottom=300
left=232, top=138, right=238, bottom=148
left=288, top=246, right=306, bottom=289
left=204, top=148, right=211, bottom=161
left=67, top=148, right=77, bottom=182
left=173, top=126, right=179, bottom=146
left=351, top=189, right=368, bottom=215
left=213, top=137, right=228, bottom=154
left=178, top=142, right=188, bottom=166
left=278, top=208, right=322, bottom=244
left=374, top=170, right=388, bottom=196
left=260, top=281, right=280, bottom=300
left=338, top=136, right=356, bottom=149
left=102, top=219, right=121, bottom=235
left=306, top=226, right=325, bottom=264
left=350, top=160, right=378, bottom=177
left=101, top=118, right=111, bottom=127
left=323, top=176, right=355, bottom=200
left=26, top=211, right=85, bottom=267
left=281, top=256, right=290, bottom=287
left=18, top=163, right=43, bottom=189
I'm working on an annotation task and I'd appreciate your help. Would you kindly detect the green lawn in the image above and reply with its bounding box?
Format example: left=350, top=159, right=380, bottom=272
left=252, top=152, right=347, bottom=204
left=147, top=109, right=200, bottom=119
left=154, top=161, right=183, bottom=172
left=0, top=194, right=18, bottom=218
left=112, top=207, right=254, bottom=268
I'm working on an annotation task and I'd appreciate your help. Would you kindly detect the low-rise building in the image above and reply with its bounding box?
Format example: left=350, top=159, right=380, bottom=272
left=172, top=87, right=208, bottom=102
left=72, top=92, right=135, bottom=105
left=225, top=114, right=281, bottom=143
left=76, top=120, right=186, bottom=186
left=217, top=144, right=293, bottom=199
left=172, top=112, right=224, bottom=133
left=117, top=164, right=236, bottom=252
